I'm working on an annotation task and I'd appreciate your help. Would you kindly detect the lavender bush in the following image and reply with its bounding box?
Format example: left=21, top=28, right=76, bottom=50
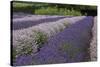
left=30, top=16, right=93, bottom=64
left=12, top=16, right=93, bottom=66
left=12, top=17, right=73, bottom=62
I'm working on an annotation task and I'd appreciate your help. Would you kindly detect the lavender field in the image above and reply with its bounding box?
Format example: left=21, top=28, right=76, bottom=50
left=11, top=13, right=97, bottom=66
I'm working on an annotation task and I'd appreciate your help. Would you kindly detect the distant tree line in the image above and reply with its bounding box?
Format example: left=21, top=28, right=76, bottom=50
left=12, top=1, right=97, bottom=16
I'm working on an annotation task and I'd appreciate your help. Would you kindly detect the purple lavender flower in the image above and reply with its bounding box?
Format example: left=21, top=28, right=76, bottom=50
left=12, top=16, right=93, bottom=66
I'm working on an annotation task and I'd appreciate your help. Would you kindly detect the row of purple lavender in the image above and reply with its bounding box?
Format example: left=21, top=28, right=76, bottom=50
left=12, top=15, right=94, bottom=66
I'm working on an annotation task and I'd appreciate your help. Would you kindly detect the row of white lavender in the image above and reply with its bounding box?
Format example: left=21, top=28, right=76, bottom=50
left=12, top=16, right=86, bottom=61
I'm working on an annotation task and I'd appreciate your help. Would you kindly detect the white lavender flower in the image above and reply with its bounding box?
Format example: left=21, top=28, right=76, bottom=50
left=12, top=16, right=86, bottom=61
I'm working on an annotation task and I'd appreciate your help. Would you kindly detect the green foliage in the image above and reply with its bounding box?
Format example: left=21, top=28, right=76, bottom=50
left=34, top=31, right=47, bottom=48
left=12, top=2, right=34, bottom=13
left=35, top=7, right=58, bottom=15
left=63, top=22, right=69, bottom=27
left=35, top=7, right=82, bottom=16
left=12, top=31, right=48, bottom=61
left=13, top=36, right=36, bottom=61
left=21, top=44, right=33, bottom=55
left=12, top=45, right=33, bottom=62
left=12, top=1, right=97, bottom=16
left=59, top=42, right=82, bottom=59
left=12, top=47, right=18, bottom=62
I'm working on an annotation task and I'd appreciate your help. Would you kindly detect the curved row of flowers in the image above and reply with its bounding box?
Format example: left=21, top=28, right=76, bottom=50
left=12, top=16, right=86, bottom=63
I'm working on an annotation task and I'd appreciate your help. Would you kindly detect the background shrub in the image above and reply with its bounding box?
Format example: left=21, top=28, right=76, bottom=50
left=12, top=1, right=97, bottom=16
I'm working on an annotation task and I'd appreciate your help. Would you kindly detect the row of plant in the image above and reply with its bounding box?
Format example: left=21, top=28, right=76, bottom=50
left=13, top=16, right=93, bottom=66
left=12, top=16, right=87, bottom=63
left=12, top=17, right=70, bottom=63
